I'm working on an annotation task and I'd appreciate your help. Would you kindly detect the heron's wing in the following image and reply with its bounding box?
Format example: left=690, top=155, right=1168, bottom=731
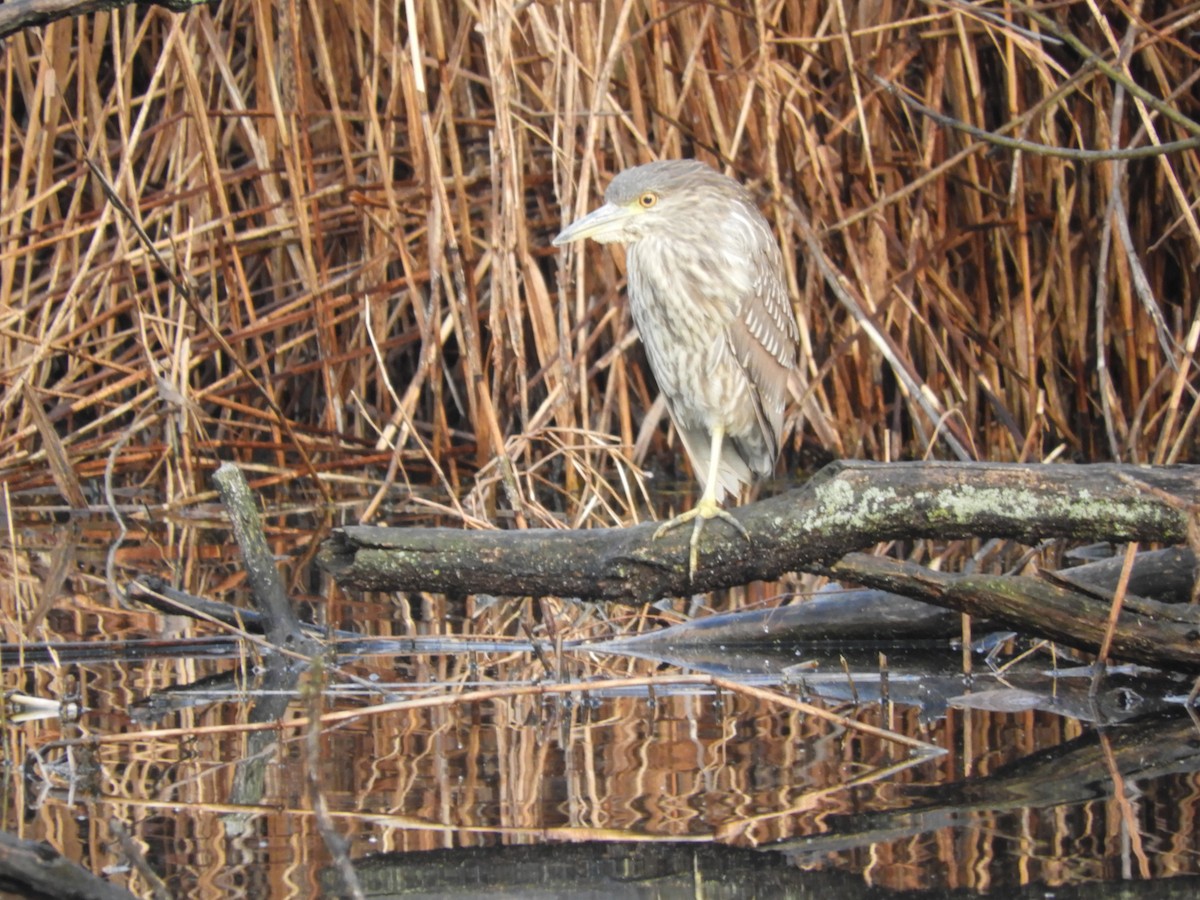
left=724, top=244, right=800, bottom=468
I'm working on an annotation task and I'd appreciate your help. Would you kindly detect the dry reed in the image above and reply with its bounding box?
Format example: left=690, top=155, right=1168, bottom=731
left=0, top=0, right=1198, bottom=721
left=1, top=0, right=1197, bottom=543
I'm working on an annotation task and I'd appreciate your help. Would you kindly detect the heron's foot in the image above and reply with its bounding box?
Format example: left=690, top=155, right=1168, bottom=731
left=652, top=497, right=751, bottom=580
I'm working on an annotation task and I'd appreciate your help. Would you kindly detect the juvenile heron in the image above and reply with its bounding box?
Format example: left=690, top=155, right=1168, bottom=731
left=553, top=159, right=800, bottom=577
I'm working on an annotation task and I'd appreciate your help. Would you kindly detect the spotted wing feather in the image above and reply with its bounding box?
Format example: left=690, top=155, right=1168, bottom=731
left=724, top=231, right=799, bottom=477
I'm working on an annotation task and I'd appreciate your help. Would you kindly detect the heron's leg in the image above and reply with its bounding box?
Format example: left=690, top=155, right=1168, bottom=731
left=652, top=425, right=751, bottom=578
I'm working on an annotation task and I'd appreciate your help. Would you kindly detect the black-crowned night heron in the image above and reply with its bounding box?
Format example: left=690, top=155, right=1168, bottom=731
left=553, top=159, right=800, bottom=577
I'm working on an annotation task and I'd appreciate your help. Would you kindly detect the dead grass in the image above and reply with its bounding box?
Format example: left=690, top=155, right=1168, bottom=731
left=3, top=8, right=1200, bottom=888
left=0, top=0, right=1198, bottom=612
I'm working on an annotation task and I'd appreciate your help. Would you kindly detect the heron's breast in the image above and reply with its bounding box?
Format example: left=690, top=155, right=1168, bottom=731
left=625, top=242, right=761, bottom=435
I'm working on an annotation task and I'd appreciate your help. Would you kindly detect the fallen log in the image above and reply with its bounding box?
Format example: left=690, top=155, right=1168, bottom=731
left=830, top=552, right=1200, bottom=670
left=318, top=461, right=1198, bottom=604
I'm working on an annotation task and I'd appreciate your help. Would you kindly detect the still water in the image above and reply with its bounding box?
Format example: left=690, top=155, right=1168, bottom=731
left=6, top=625, right=1200, bottom=895
left=4, top=513, right=1200, bottom=898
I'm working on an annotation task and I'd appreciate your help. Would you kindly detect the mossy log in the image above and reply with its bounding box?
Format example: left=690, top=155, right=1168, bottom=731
left=319, top=461, right=1195, bottom=601
left=318, top=461, right=1200, bottom=669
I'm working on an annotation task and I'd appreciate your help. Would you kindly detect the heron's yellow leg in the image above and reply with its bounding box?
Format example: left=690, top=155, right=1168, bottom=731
left=652, top=425, right=751, bottom=578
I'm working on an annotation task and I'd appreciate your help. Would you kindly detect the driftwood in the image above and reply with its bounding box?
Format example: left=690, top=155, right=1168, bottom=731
left=318, top=461, right=1197, bottom=603
left=212, top=463, right=321, bottom=656
left=830, top=552, right=1200, bottom=670
left=318, top=461, right=1200, bottom=671
left=585, top=547, right=1199, bottom=645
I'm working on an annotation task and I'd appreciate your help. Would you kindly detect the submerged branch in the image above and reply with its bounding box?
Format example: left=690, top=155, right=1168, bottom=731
left=213, top=463, right=321, bottom=656
left=830, top=553, right=1200, bottom=671
left=318, top=461, right=1198, bottom=604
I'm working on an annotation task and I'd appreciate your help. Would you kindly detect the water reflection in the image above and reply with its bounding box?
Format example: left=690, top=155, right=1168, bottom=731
left=4, top=502, right=1200, bottom=897
left=6, top=622, right=1200, bottom=896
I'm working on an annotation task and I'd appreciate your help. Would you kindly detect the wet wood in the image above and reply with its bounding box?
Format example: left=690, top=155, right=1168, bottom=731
left=126, top=575, right=350, bottom=642
left=588, top=547, right=1199, bottom=645
left=1054, top=546, right=1199, bottom=604
left=127, top=576, right=283, bottom=632
left=319, top=461, right=1199, bottom=604
left=0, top=829, right=138, bottom=900
left=213, top=463, right=320, bottom=655
left=831, top=552, right=1200, bottom=670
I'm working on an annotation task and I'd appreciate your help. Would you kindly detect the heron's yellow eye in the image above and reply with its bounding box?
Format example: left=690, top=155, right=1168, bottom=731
left=638, top=192, right=657, bottom=209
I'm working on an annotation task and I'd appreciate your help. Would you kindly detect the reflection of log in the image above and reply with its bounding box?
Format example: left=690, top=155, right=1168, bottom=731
left=319, top=461, right=1197, bottom=603
left=0, top=829, right=137, bottom=900
left=321, top=840, right=875, bottom=899
left=772, top=713, right=1200, bottom=861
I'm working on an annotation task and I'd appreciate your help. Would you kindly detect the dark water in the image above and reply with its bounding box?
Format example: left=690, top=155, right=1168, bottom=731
left=8, top=627, right=1200, bottom=897
left=4, top=511, right=1200, bottom=898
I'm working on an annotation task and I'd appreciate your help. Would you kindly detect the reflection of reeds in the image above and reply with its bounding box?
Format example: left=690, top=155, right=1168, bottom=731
left=3, top=3, right=1200, bottom=890
left=44, top=674, right=943, bottom=842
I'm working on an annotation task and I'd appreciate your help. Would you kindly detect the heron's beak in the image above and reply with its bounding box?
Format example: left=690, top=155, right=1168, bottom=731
left=553, top=202, right=636, bottom=246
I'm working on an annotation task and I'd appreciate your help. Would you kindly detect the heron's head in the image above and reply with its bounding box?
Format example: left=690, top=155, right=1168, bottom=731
left=553, top=159, right=751, bottom=248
